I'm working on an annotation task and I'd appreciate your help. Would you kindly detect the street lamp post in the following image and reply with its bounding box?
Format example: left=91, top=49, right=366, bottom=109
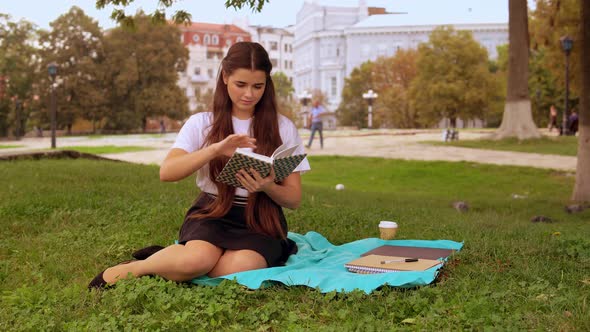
left=298, top=90, right=312, bottom=128
left=47, top=62, right=58, bottom=148
left=362, top=89, right=378, bottom=129
left=560, top=35, right=573, bottom=136
left=15, top=98, right=22, bottom=140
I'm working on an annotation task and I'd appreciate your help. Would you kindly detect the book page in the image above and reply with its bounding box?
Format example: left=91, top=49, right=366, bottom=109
left=271, top=144, right=300, bottom=159
left=236, top=148, right=273, bottom=163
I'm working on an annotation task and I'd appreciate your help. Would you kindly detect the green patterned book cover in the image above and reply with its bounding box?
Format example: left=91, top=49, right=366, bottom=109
left=216, top=144, right=307, bottom=188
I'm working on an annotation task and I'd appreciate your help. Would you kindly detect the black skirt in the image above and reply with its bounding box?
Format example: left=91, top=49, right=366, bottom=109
left=178, top=193, right=297, bottom=267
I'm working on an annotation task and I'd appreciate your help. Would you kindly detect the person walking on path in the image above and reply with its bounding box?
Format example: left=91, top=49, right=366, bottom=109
left=548, top=105, right=558, bottom=132
left=306, top=100, right=325, bottom=149
left=568, top=109, right=579, bottom=136
left=89, top=42, right=310, bottom=289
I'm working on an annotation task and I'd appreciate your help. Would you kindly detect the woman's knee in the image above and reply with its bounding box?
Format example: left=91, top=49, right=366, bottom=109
left=175, top=242, right=222, bottom=276
left=207, top=250, right=267, bottom=277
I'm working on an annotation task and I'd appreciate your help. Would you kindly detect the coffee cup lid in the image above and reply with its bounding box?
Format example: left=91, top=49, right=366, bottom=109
left=379, top=221, right=398, bottom=228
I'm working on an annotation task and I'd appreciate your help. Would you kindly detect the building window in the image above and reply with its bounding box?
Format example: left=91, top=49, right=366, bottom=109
left=336, top=48, right=340, bottom=57
left=236, top=36, right=243, bottom=42
left=194, top=67, right=201, bottom=75
left=207, top=69, right=214, bottom=78
left=270, top=58, right=278, bottom=67
left=270, top=41, right=278, bottom=51
left=204, top=34, right=210, bottom=45
left=330, top=77, right=337, bottom=96
left=284, top=60, right=288, bottom=69
left=192, top=34, right=200, bottom=43
left=226, top=39, right=232, bottom=47
left=212, top=35, right=219, bottom=45
left=289, top=61, right=293, bottom=69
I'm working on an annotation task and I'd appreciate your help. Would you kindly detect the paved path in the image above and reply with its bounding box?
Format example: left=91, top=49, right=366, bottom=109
left=0, top=129, right=577, bottom=171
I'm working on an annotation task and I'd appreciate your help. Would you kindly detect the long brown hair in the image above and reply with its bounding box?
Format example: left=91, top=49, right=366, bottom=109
left=190, top=42, right=286, bottom=239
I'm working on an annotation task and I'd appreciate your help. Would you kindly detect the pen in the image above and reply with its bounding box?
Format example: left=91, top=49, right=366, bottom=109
left=380, top=258, right=419, bottom=264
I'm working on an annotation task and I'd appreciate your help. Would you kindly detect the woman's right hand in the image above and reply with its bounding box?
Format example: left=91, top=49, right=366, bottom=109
left=213, top=134, right=257, bottom=157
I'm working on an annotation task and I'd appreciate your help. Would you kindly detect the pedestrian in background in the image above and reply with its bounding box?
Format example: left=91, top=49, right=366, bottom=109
left=306, top=100, right=325, bottom=149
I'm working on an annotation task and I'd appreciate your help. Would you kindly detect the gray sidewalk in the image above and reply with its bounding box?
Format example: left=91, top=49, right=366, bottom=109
left=0, top=129, right=577, bottom=171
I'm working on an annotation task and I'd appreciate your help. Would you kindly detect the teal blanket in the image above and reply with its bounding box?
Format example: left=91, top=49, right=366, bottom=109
left=191, top=231, right=463, bottom=294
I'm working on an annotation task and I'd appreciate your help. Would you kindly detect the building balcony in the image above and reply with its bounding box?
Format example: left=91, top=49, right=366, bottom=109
left=191, top=74, right=210, bottom=83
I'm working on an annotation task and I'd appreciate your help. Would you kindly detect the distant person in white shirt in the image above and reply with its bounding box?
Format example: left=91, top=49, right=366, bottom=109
left=306, top=100, right=325, bottom=149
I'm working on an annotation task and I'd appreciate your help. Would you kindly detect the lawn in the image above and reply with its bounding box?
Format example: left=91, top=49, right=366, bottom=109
left=425, top=136, right=579, bottom=156
left=0, top=144, right=23, bottom=149
left=52, top=145, right=155, bottom=154
left=0, top=156, right=589, bottom=330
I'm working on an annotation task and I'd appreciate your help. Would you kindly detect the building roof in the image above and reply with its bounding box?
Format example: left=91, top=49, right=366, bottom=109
left=351, top=13, right=507, bottom=29
left=180, top=22, right=249, bottom=35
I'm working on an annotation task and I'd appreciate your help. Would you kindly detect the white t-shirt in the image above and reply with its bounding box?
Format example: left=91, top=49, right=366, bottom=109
left=172, top=112, right=311, bottom=197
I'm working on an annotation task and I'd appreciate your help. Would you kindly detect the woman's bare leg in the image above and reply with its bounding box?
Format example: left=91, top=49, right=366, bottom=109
left=207, top=249, right=267, bottom=278
left=102, top=240, right=223, bottom=284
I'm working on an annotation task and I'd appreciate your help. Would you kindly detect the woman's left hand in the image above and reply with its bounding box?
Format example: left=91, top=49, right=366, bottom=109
left=236, top=167, right=276, bottom=193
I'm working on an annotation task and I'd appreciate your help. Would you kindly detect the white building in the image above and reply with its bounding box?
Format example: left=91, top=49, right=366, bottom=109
left=293, top=0, right=508, bottom=125
left=247, top=25, right=295, bottom=82
left=176, top=22, right=251, bottom=112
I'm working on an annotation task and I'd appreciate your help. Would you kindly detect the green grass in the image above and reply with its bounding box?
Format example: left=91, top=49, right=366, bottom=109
left=1, top=157, right=589, bottom=330
left=425, top=136, right=579, bottom=156
left=52, top=145, right=155, bottom=154
left=0, top=144, right=23, bottom=149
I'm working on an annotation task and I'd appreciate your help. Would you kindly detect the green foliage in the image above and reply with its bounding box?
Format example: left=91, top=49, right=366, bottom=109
left=39, top=6, right=106, bottom=134
left=0, top=14, right=39, bottom=137
left=337, top=61, right=374, bottom=128
left=426, top=135, right=579, bottom=156
left=530, top=0, right=581, bottom=100
left=372, top=49, right=419, bottom=128
left=101, top=12, right=189, bottom=131
left=409, top=27, right=500, bottom=128
left=272, top=71, right=299, bottom=124
left=95, top=0, right=270, bottom=27
left=0, top=157, right=589, bottom=330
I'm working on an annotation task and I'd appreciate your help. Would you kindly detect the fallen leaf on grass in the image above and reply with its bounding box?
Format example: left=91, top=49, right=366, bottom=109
left=580, top=278, right=590, bottom=285
left=401, top=318, right=416, bottom=324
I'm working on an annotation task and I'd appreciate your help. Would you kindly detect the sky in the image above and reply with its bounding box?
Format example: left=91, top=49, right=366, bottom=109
left=1, top=0, right=514, bottom=30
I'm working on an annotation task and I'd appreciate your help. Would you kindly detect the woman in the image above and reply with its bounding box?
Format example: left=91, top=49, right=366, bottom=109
left=89, top=42, right=310, bottom=288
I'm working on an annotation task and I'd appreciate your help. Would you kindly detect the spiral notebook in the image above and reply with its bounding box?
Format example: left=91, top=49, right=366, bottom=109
left=344, top=255, right=442, bottom=274
left=360, top=245, right=456, bottom=260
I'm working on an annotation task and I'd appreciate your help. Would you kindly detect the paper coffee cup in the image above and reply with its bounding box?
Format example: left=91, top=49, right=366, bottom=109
left=379, top=221, right=398, bottom=240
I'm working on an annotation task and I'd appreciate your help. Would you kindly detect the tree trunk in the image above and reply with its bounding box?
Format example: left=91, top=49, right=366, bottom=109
left=572, top=0, right=590, bottom=203
left=495, top=0, right=541, bottom=139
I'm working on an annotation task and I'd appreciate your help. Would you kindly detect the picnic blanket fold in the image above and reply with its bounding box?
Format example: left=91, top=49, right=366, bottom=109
left=190, top=231, right=463, bottom=294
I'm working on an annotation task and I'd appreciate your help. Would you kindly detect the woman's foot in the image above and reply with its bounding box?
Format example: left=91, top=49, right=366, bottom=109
left=88, top=260, right=135, bottom=289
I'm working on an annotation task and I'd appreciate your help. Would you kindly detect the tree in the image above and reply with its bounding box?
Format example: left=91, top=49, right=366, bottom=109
left=530, top=0, right=581, bottom=99
left=39, top=6, right=106, bottom=135
left=572, top=0, right=589, bottom=202
left=372, top=49, right=418, bottom=128
left=271, top=71, right=298, bottom=124
left=409, top=27, right=498, bottom=128
left=495, top=0, right=541, bottom=139
left=101, top=13, right=189, bottom=131
left=337, top=61, right=374, bottom=129
left=0, top=15, right=39, bottom=138
left=95, top=0, right=268, bottom=26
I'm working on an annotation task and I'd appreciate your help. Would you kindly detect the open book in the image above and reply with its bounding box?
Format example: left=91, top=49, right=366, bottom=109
left=345, top=255, right=442, bottom=274
left=216, top=143, right=307, bottom=188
